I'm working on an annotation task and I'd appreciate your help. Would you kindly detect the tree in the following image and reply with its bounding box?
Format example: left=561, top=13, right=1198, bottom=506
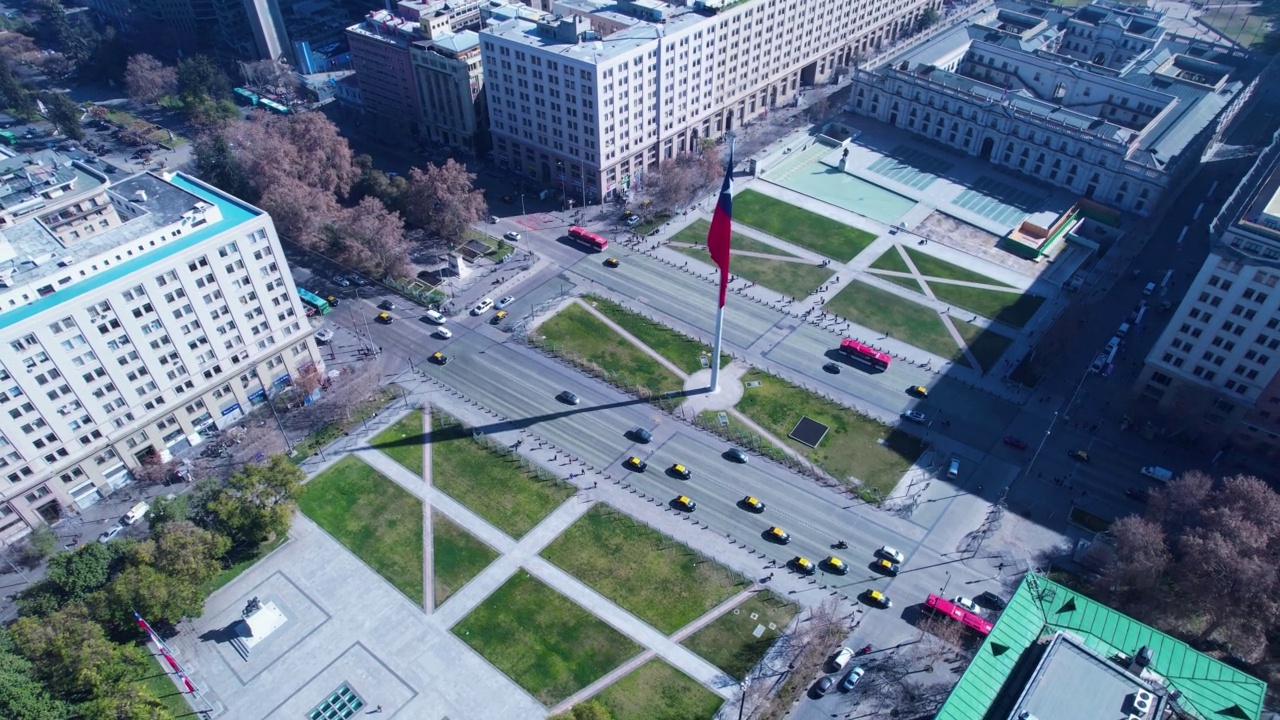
left=257, top=176, right=342, bottom=248
left=0, top=62, right=34, bottom=118
left=548, top=700, right=612, bottom=720
left=130, top=451, right=175, bottom=486
left=193, top=130, right=252, bottom=199
left=10, top=603, right=148, bottom=703
left=1096, top=515, right=1170, bottom=611
left=76, top=684, right=170, bottom=720
left=402, top=160, right=488, bottom=245
left=19, top=526, right=57, bottom=566
left=123, top=54, right=177, bottom=106
left=324, top=196, right=410, bottom=278
left=146, top=494, right=191, bottom=531
left=233, top=112, right=360, bottom=198
left=177, top=55, right=232, bottom=103
left=146, top=521, right=228, bottom=585
left=184, top=96, right=240, bottom=128
left=39, top=91, right=83, bottom=141
left=17, top=543, right=118, bottom=617
left=204, top=455, right=303, bottom=547
left=0, top=629, right=72, bottom=720
left=917, top=6, right=941, bottom=31
left=350, top=154, right=408, bottom=210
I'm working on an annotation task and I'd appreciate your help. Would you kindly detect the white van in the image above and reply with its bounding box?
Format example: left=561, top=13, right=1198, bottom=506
left=1116, top=323, right=1131, bottom=337
left=947, top=458, right=961, bottom=479
left=122, top=501, right=150, bottom=525
left=1143, top=282, right=1156, bottom=295
left=1105, top=336, right=1122, bottom=353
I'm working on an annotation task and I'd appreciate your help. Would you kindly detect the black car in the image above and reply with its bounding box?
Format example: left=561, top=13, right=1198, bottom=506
left=378, top=300, right=397, bottom=311
left=976, top=591, right=1008, bottom=611
left=823, top=362, right=841, bottom=374
left=556, top=390, right=580, bottom=405
left=628, top=427, right=653, bottom=443
left=725, top=448, right=748, bottom=463
left=1125, top=487, right=1151, bottom=504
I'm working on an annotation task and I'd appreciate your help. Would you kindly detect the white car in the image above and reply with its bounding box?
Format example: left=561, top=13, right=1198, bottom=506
left=97, top=523, right=124, bottom=544
left=435, top=327, right=453, bottom=339
left=901, top=410, right=927, bottom=424
left=496, top=295, right=515, bottom=309
left=424, top=309, right=447, bottom=325
left=471, top=298, right=494, bottom=315
left=503, top=231, right=522, bottom=242
left=877, top=546, right=905, bottom=564
left=829, top=646, right=854, bottom=671
left=952, top=596, right=980, bottom=613
left=315, top=327, right=334, bottom=343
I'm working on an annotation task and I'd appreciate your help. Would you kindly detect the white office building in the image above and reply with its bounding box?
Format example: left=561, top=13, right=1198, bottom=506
left=1138, top=133, right=1280, bottom=458
left=0, top=151, right=324, bottom=542
left=481, top=0, right=938, bottom=202
left=847, top=1, right=1246, bottom=215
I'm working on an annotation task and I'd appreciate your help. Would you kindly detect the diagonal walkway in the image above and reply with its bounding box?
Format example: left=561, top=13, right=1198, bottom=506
left=896, top=245, right=980, bottom=369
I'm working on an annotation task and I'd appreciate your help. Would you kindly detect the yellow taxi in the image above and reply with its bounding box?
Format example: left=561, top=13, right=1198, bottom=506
left=864, top=589, right=893, bottom=608
left=741, top=496, right=765, bottom=513
left=604, top=257, right=620, bottom=268
left=491, top=310, right=508, bottom=325
left=429, top=351, right=448, bottom=365
left=376, top=312, right=393, bottom=324
left=624, top=456, right=648, bottom=472
left=669, top=463, right=691, bottom=480
left=908, top=385, right=928, bottom=398
left=874, top=558, right=900, bottom=576
left=789, top=556, right=816, bottom=575
left=823, top=556, right=849, bottom=575
left=767, top=526, right=791, bottom=544
left=673, top=495, right=696, bottom=512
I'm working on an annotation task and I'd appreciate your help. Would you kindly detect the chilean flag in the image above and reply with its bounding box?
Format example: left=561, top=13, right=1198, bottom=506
left=706, top=151, right=734, bottom=308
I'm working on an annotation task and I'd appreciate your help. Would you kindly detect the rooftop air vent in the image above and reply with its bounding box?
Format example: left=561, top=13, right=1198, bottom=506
left=133, top=190, right=148, bottom=202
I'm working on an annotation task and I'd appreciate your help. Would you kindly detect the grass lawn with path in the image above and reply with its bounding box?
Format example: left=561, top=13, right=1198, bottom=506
left=669, top=219, right=797, bottom=257
left=928, top=283, right=1045, bottom=329
left=431, top=412, right=575, bottom=538
left=452, top=570, right=642, bottom=706
left=674, top=245, right=834, bottom=299
left=541, top=505, right=747, bottom=634
left=587, top=295, right=729, bottom=373
left=825, top=281, right=969, bottom=366
left=538, top=302, right=686, bottom=395
left=290, top=387, right=398, bottom=463
left=298, top=456, right=424, bottom=603
left=370, top=410, right=424, bottom=474
left=594, top=659, right=725, bottom=720
left=136, top=664, right=195, bottom=718
left=733, top=189, right=877, bottom=262
left=734, top=369, right=926, bottom=498
left=903, top=246, right=1013, bottom=287
left=432, top=510, right=498, bottom=606
left=870, top=247, right=911, bottom=274
left=681, top=591, right=797, bottom=680
left=953, top=321, right=1016, bottom=374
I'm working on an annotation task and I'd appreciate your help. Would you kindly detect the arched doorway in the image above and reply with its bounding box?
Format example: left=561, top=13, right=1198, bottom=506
left=979, top=137, right=994, bottom=160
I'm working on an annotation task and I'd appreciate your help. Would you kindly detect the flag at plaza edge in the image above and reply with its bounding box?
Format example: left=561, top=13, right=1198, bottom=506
left=134, top=610, right=158, bottom=640
left=706, top=151, right=734, bottom=308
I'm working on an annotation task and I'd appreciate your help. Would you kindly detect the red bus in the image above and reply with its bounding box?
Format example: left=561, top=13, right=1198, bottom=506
left=924, top=594, right=994, bottom=636
left=568, top=226, right=608, bottom=252
left=839, top=338, right=892, bottom=371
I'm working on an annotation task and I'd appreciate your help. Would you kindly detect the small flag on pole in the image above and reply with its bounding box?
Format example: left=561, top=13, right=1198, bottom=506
left=706, top=150, right=735, bottom=309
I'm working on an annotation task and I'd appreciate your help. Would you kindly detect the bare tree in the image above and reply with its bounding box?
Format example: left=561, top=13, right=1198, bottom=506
left=323, top=196, right=411, bottom=279
left=124, top=54, right=177, bottom=106
left=401, top=160, right=488, bottom=245
left=239, top=59, right=299, bottom=97
left=130, top=452, right=177, bottom=485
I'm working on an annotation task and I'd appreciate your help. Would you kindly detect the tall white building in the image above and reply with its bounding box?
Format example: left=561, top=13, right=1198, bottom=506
left=481, top=0, right=937, bottom=202
left=0, top=151, right=324, bottom=542
left=847, top=1, right=1245, bottom=215
left=1138, top=133, right=1280, bottom=458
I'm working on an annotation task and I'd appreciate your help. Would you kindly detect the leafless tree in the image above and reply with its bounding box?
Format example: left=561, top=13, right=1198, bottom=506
left=401, top=160, right=488, bottom=245
left=239, top=59, right=299, bottom=97
left=124, top=54, right=178, bottom=106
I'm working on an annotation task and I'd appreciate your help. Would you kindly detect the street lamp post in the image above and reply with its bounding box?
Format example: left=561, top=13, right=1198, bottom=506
left=941, top=571, right=951, bottom=595
left=1004, top=411, right=1059, bottom=504
left=252, top=364, right=293, bottom=454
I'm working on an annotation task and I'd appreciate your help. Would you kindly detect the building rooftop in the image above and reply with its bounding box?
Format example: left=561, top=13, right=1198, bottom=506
left=935, top=575, right=1267, bottom=720
left=432, top=29, right=480, bottom=54
left=481, top=0, right=709, bottom=64
left=0, top=169, right=259, bottom=328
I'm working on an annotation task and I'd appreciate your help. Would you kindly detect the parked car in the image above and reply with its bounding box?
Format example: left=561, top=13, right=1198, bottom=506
left=811, top=676, right=835, bottom=698
left=901, top=410, right=927, bottom=423
left=97, top=523, right=124, bottom=543
left=122, top=502, right=150, bottom=525
left=315, top=327, right=334, bottom=344
left=828, top=647, right=854, bottom=671
left=333, top=275, right=351, bottom=287
left=625, top=214, right=642, bottom=227
left=837, top=667, right=865, bottom=692
left=471, top=297, right=494, bottom=315
left=1125, top=487, right=1151, bottom=503
left=975, top=591, right=1008, bottom=611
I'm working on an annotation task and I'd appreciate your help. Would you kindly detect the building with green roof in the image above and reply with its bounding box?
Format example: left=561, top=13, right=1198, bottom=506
left=936, top=574, right=1266, bottom=720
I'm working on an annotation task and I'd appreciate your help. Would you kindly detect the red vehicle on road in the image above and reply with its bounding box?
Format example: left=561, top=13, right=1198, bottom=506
left=1003, top=436, right=1027, bottom=449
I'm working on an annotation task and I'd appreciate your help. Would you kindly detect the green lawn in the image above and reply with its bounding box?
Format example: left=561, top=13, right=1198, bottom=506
left=587, top=295, right=729, bottom=373
left=903, top=247, right=1013, bottom=287
left=202, top=535, right=287, bottom=595
left=953, top=321, right=1016, bottom=374
left=541, top=505, right=747, bottom=634
left=681, top=591, right=798, bottom=680
left=433, top=510, right=498, bottom=606
left=431, top=412, right=575, bottom=538
left=869, top=247, right=911, bottom=274
left=595, top=659, right=725, bottom=720
left=825, top=281, right=969, bottom=365
left=633, top=211, right=673, bottom=235
left=1200, top=7, right=1273, bottom=50
left=468, top=230, right=517, bottom=262
left=873, top=271, right=925, bottom=294
left=298, top=456, right=424, bottom=603
left=537, top=302, right=686, bottom=396
left=673, top=245, right=833, bottom=299
left=669, top=218, right=797, bottom=257
left=370, top=410, right=425, bottom=475
left=734, top=369, right=925, bottom=498
left=928, top=283, right=1046, bottom=329
left=733, top=189, right=877, bottom=261
left=290, top=387, right=399, bottom=463
left=452, top=571, right=642, bottom=706
left=136, top=665, right=195, bottom=718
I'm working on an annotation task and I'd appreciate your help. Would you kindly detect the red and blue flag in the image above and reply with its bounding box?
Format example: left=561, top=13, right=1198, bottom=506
left=706, top=152, right=734, bottom=308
